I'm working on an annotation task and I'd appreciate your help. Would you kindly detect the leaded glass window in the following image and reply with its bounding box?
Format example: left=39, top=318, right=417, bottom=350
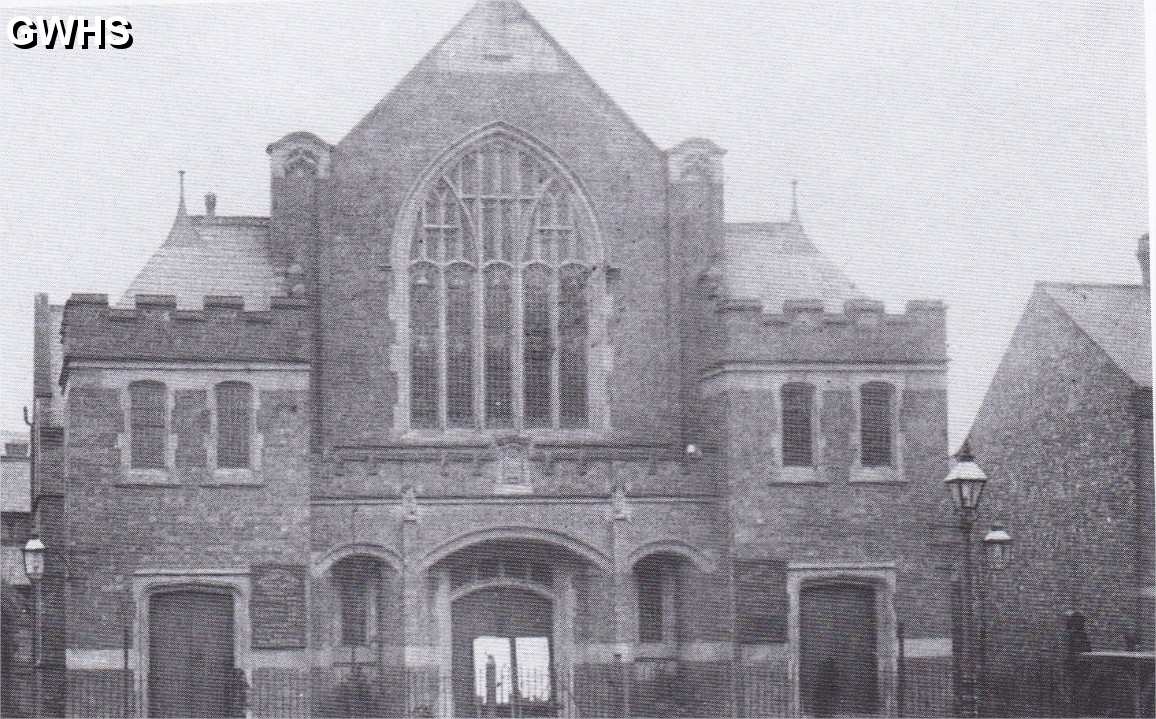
left=130, top=381, right=167, bottom=469
left=215, top=382, right=251, bottom=469
left=408, top=137, right=592, bottom=430
left=781, top=383, right=815, bottom=467
left=860, top=382, right=895, bottom=467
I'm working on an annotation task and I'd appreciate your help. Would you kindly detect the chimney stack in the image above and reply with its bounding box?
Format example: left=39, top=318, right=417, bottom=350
left=1138, top=233, right=1149, bottom=287
left=204, top=193, right=217, bottom=218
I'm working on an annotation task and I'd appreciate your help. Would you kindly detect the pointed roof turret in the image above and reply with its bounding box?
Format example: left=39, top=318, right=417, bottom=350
left=165, top=170, right=200, bottom=249
left=119, top=171, right=283, bottom=308
left=790, top=179, right=801, bottom=225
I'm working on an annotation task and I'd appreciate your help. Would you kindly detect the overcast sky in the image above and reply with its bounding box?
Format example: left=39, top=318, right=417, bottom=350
left=0, top=0, right=1149, bottom=448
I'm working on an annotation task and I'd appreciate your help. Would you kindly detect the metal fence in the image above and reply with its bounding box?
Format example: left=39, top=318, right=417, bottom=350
left=56, top=654, right=1126, bottom=718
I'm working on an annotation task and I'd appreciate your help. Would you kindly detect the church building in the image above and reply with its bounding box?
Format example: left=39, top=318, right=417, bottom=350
left=28, top=2, right=956, bottom=716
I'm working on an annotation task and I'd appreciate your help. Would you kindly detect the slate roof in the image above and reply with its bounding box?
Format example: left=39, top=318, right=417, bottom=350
left=120, top=204, right=283, bottom=310
left=1041, top=282, right=1152, bottom=387
left=724, top=221, right=867, bottom=313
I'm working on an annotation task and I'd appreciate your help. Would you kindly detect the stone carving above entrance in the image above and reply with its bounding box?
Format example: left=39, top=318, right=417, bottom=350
left=493, top=435, right=533, bottom=495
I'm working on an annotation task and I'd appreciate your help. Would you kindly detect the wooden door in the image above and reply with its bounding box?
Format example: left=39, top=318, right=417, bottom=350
left=148, top=590, right=239, bottom=718
left=800, top=584, right=878, bottom=717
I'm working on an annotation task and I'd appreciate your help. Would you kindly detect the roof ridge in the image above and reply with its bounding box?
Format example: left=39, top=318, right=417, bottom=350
left=1038, top=280, right=1147, bottom=290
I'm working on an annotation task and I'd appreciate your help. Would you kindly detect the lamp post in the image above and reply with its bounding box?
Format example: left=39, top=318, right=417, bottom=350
left=982, top=526, right=1012, bottom=571
left=978, top=525, right=1013, bottom=715
left=944, top=441, right=987, bottom=718
left=22, top=536, right=45, bottom=719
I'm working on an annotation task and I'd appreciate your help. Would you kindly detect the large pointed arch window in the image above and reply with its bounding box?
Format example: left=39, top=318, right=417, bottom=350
left=408, top=137, right=593, bottom=430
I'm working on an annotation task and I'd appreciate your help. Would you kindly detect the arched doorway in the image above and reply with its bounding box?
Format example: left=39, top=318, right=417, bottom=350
left=453, top=587, right=555, bottom=717
left=430, top=538, right=603, bottom=718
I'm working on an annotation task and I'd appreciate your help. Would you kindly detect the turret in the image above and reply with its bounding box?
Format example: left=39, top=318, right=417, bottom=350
left=667, top=138, right=726, bottom=444
left=266, top=131, right=332, bottom=290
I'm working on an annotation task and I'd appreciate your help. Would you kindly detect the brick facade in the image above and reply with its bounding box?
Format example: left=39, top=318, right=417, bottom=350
left=31, top=2, right=955, bottom=717
left=968, top=281, right=1154, bottom=716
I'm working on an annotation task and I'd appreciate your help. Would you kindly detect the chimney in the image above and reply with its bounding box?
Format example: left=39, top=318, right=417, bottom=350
left=1138, top=233, right=1149, bottom=287
left=204, top=193, right=217, bottom=218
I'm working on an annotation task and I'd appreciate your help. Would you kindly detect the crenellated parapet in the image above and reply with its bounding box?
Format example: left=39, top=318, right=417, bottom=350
left=718, top=297, right=947, bottom=364
left=61, top=293, right=312, bottom=366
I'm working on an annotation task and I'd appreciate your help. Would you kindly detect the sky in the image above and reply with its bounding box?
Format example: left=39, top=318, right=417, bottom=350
left=0, top=0, right=1149, bottom=448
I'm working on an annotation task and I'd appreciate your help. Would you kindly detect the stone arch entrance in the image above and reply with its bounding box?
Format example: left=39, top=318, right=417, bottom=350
left=429, top=538, right=605, bottom=718
left=452, top=586, right=555, bottom=717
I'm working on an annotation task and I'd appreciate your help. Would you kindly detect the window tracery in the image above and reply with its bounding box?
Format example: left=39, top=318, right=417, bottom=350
left=407, top=137, right=593, bottom=430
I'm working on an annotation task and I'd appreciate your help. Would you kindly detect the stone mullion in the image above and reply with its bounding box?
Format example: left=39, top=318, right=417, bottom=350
left=549, top=261, right=561, bottom=429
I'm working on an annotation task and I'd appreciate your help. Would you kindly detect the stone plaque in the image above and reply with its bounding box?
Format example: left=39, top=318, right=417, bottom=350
left=735, top=559, right=788, bottom=643
left=251, top=564, right=307, bottom=649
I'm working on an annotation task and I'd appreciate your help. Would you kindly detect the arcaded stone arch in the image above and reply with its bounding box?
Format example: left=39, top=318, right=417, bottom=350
left=419, top=526, right=611, bottom=575
left=627, top=540, right=718, bottom=574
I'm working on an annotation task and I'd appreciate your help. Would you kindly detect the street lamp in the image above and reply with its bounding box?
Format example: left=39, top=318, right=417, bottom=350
left=22, top=536, right=45, bottom=719
left=22, top=536, right=45, bottom=582
left=983, top=525, right=1013, bottom=571
left=944, top=440, right=987, bottom=523
left=979, top=525, right=1013, bottom=716
left=944, top=440, right=987, bottom=718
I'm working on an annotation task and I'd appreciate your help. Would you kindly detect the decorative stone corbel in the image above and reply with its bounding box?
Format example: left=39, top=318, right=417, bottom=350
left=612, top=482, right=631, bottom=521
left=402, top=485, right=419, bottom=523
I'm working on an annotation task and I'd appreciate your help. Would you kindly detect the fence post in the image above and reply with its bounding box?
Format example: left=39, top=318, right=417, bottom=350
left=897, top=620, right=906, bottom=718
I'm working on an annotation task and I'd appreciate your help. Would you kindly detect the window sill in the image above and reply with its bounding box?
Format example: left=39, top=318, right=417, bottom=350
left=119, top=469, right=179, bottom=486
left=398, top=428, right=602, bottom=444
left=634, top=642, right=678, bottom=660
left=850, top=465, right=903, bottom=483
left=203, top=468, right=262, bottom=486
left=774, top=466, right=824, bottom=484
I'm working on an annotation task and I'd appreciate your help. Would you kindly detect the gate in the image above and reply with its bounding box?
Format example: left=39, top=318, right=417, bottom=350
left=452, top=587, right=555, bottom=718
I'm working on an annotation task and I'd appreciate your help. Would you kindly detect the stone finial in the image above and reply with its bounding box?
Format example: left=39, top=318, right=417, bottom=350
left=266, top=131, right=333, bottom=179
left=204, top=192, right=217, bottom=218
left=667, top=138, right=726, bottom=185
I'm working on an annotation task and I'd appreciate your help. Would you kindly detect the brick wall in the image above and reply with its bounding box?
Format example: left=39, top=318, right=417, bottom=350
left=61, top=364, right=311, bottom=717
left=317, top=66, right=677, bottom=446
left=968, top=286, right=1152, bottom=715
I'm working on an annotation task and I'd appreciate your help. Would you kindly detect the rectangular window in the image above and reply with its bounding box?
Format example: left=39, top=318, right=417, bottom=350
left=781, top=384, right=815, bottom=467
left=860, top=382, right=894, bottom=467
left=215, top=383, right=251, bottom=469
left=130, top=381, right=167, bottom=469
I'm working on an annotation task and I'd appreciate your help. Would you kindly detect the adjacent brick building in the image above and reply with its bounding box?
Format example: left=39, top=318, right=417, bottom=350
left=29, top=2, right=958, bottom=716
left=2, top=431, right=35, bottom=717
left=967, top=236, right=1154, bottom=717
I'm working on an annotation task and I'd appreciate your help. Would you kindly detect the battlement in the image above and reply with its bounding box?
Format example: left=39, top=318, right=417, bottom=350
left=61, top=293, right=312, bottom=365
left=717, top=297, right=947, bottom=364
